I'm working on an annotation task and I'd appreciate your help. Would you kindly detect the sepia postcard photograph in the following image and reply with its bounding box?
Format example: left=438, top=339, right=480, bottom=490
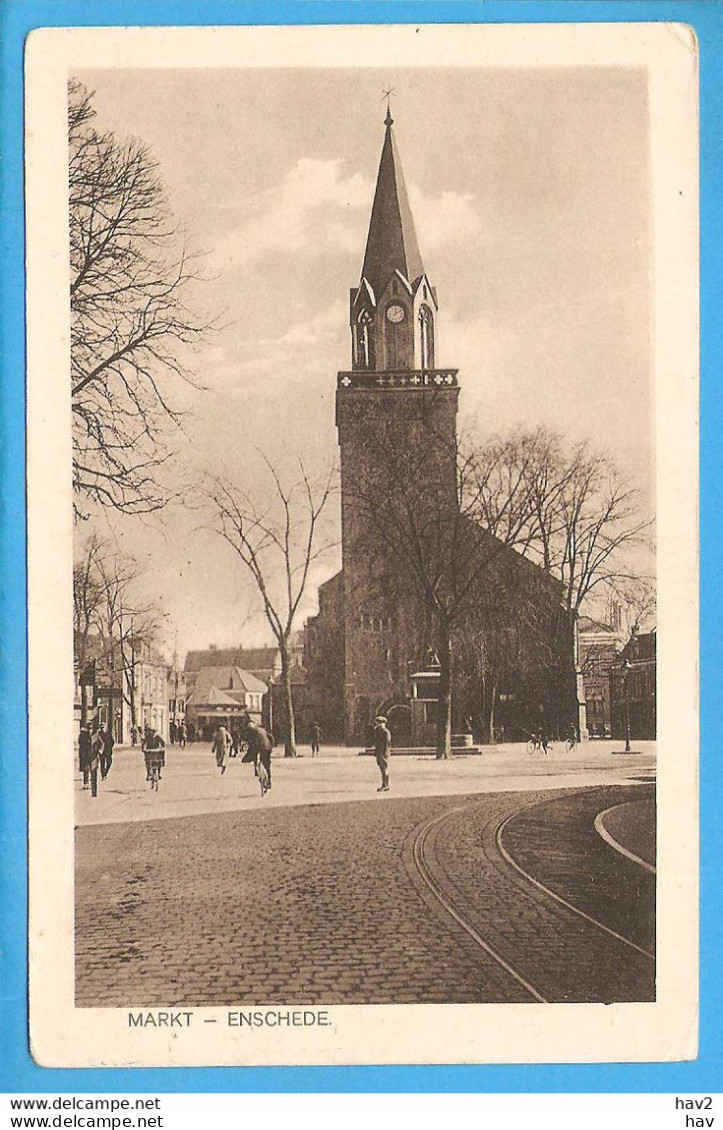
left=25, top=22, right=698, bottom=1068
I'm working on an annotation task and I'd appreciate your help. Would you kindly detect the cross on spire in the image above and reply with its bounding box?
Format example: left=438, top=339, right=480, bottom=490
left=382, top=86, right=396, bottom=126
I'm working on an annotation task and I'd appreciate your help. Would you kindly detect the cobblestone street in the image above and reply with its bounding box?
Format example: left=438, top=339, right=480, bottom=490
left=76, top=753, right=656, bottom=1007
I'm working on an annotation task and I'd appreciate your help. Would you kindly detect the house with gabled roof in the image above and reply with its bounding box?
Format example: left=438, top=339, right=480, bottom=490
left=185, top=664, right=267, bottom=739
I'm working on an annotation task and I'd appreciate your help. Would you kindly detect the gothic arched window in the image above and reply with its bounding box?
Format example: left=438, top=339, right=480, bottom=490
left=419, top=304, right=434, bottom=369
left=357, top=310, right=374, bottom=369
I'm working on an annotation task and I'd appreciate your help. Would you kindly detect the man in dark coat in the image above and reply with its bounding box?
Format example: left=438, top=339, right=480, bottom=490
left=78, top=723, right=92, bottom=784
left=373, top=715, right=391, bottom=792
left=310, top=721, right=322, bottom=756
left=142, top=726, right=166, bottom=782
left=80, top=726, right=101, bottom=797
left=99, top=725, right=114, bottom=779
left=244, top=719, right=274, bottom=789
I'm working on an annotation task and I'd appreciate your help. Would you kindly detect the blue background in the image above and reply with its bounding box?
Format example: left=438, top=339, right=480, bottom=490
left=0, top=0, right=717, bottom=1095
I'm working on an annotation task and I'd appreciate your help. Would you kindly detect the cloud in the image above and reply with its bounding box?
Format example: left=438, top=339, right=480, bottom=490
left=213, top=159, right=371, bottom=271
left=212, top=157, right=486, bottom=274
left=239, top=299, right=347, bottom=360
left=408, top=184, right=485, bottom=252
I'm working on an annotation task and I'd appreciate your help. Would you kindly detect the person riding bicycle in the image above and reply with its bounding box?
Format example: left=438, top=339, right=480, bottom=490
left=244, top=718, right=274, bottom=791
left=566, top=721, right=578, bottom=749
left=142, top=725, right=166, bottom=784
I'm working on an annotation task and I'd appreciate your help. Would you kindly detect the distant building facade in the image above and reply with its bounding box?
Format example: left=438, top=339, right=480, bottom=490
left=75, top=634, right=170, bottom=742
left=577, top=613, right=626, bottom=738
left=136, top=643, right=170, bottom=740
left=609, top=630, right=657, bottom=741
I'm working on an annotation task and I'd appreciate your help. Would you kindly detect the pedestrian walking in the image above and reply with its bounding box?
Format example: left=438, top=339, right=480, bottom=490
left=142, top=726, right=166, bottom=784
left=78, top=723, right=92, bottom=784
left=99, top=725, right=115, bottom=779
left=178, top=720, right=187, bottom=749
left=131, top=724, right=139, bottom=747
left=169, top=720, right=177, bottom=746
left=373, top=715, right=391, bottom=792
left=244, top=718, right=274, bottom=792
left=212, top=724, right=233, bottom=775
left=310, top=721, right=322, bottom=756
left=230, top=725, right=241, bottom=758
left=80, top=726, right=101, bottom=797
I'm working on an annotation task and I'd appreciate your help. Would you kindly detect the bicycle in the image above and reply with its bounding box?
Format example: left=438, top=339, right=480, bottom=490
left=145, top=752, right=163, bottom=790
left=565, top=736, right=578, bottom=752
left=526, top=733, right=549, bottom=755
left=257, top=759, right=270, bottom=797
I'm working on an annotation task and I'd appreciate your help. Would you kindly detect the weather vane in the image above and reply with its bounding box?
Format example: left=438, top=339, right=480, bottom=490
left=382, top=86, right=396, bottom=124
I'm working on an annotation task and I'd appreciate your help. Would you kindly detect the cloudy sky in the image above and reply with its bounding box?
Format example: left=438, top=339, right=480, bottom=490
left=77, top=65, right=652, bottom=658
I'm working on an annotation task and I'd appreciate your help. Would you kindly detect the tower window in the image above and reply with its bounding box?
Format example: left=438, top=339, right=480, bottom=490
left=357, top=310, right=374, bottom=369
left=419, top=305, right=434, bottom=369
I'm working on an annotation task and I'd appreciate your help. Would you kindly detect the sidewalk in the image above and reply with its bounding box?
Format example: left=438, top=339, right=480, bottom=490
left=75, top=739, right=656, bottom=827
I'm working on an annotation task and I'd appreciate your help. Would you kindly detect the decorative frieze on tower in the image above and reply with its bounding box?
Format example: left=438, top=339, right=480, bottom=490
left=335, top=107, right=460, bottom=743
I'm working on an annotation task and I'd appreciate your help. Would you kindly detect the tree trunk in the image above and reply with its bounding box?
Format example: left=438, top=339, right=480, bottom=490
left=488, top=676, right=498, bottom=743
left=106, top=631, right=115, bottom=740
left=129, top=656, right=138, bottom=732
left=281, top=650, right=297, bottom=758
left=436, top=618, right=453, bottom=760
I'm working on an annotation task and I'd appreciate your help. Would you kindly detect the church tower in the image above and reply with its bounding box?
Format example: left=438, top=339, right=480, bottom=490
left=335, top=107, right=460, bottom=743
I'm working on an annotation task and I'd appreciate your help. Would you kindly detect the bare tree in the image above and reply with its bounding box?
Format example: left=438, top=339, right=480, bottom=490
left=208, top=460, right=335, bottom=757
left=73, top=535, right=167, bottom=735
left=603, top=575, right=656, bottom=637
left=69, top=79, right=212, bottom=517
left=468, top=427, right=653, bottom=615
left=73, top=533, right=106, bottom=725
left=349, top=418, right=532, bottom=759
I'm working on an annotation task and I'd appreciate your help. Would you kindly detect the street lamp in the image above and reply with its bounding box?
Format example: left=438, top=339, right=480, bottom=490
left=623, top=659, right=632, bottom=753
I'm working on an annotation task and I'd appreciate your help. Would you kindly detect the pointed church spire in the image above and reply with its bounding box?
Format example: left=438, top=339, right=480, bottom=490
left=360, top=109, right=425, bottom=299
left=384, top=90, right=394, bottom=128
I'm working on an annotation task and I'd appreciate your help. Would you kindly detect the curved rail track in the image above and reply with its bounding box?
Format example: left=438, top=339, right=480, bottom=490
left=413, top=807, right=549, bottom=1002
left=409, top=789, right=655, bottom=1003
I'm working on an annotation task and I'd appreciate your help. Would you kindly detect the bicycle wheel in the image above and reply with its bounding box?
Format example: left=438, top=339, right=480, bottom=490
left=258, top=763, right=269, bottom=796
left=526, top=739, right=536, bottom=754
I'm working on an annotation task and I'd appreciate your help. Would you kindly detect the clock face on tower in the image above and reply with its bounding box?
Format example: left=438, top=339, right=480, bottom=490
left=386, top=304, right=406, bottom=324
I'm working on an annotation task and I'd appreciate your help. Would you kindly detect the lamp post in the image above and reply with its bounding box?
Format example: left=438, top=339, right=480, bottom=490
left=623, top=659, right=632, bottom=753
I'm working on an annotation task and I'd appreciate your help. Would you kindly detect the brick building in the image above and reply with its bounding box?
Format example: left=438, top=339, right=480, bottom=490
left=304, top=108, right=578, bottom=745
left=610, top=630, right=657, bottom=741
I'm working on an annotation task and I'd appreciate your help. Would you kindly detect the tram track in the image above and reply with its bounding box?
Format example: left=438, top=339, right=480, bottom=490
left=408, top=785, right=655, bottom=1003
left=496, top=809, right=656, bottom=961
left=412, top=806, right=549, bottom=1003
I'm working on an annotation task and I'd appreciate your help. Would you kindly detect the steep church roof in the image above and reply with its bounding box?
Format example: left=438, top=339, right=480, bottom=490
left=360, top=108, right=425, bottom=298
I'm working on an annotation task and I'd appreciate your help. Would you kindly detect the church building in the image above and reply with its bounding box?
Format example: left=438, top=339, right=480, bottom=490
left=304, top=107, right=578, bottom=745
